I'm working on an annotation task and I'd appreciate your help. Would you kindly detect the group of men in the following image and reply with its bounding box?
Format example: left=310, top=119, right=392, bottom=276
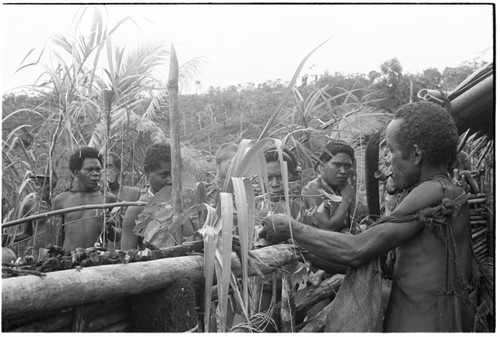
left=5, top=100, right=476, bottom=332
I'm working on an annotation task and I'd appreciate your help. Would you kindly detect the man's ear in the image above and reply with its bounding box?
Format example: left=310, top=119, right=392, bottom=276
left=413, top=145, right=423, bottom=165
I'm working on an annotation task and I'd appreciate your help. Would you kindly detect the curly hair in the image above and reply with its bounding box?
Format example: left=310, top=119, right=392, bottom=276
left=264, top=147, right=298, bottom=176
left=394, top=101, right=458, bottom=167
left=144, top=143, right=172, bottom=173
left=69, top=147, right=103, bottom=174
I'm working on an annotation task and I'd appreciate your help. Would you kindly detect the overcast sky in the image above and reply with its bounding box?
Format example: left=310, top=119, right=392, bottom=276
left=1, top=3, right=494, bottom=94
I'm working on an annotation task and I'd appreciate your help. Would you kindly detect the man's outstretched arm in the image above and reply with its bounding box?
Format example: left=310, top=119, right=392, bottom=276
left=260, top=214, right=424, bottom=268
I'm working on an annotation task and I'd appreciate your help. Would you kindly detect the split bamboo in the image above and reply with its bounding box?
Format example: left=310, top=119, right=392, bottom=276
left=2, top=201, right=147, bottom=229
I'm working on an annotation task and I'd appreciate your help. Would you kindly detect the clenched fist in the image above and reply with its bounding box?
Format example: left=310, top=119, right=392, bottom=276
left=258, top=213, right=295, bottom=243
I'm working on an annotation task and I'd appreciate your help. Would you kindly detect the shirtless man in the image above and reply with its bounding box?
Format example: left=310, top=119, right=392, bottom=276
left=121, top=143, right=173, bottom=250
left=53, top=147, right=118, bottom=250
left=301, top=141, right=355, bottom=232
left=259, top=101, right=473, bottom=332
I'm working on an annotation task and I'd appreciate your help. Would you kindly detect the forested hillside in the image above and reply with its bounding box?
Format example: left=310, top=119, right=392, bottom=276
left=3, top=56, right=483, bottom=154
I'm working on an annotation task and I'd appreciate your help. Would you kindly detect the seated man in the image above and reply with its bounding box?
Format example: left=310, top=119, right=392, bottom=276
left=121, top=143, right=173, bottom=250
left=301, top=141, right=355, bottom=232
left=11, top=168, right=58, bottom=258
left=259, top=101, right=473, bottom=332
left=53, top=147, right=118, bottom=250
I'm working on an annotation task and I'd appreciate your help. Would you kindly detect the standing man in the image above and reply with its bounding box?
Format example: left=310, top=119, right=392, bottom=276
left=259, top=101, right=473, bottom=332
left=301, top=141, right=355, bottom=232
left=53, top=147, right=119, bottom=250
left=121, top=143, right=173, bottom=250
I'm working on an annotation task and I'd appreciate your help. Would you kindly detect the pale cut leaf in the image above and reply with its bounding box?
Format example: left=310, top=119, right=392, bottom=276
left=201, top=225, right=219, bottom=332
left=222, top=139, right=253, bottom=192
left=231, top=177, right=251, bottom=311
left=216, top=192, right=234, bottom=332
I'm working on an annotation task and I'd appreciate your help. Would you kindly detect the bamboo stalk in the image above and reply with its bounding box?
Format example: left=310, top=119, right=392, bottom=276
left=468, top=197, right=487, bottom=204
left=475, top=246, right=488, bottom=257
left=2, top=201, right=147, bottom=229
left=472, top=226, right=487, bottom=233
left=472, top=228, right=488, bottom=239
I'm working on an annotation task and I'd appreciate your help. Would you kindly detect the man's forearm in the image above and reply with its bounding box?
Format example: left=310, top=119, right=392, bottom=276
left=290, top=219, right=358, bottom=266
left=302, top=251, right=349, bottom=274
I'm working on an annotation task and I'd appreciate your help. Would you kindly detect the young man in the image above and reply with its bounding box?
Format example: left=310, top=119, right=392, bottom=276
left=121, top=143, right=173, bottom=250
left=301, top=141, right=355, bottom=232
left=11, top=168, right=58, bottom=258
left=258, top=148, right=301, bottom=218
left=259, top=101, right=473, bottom=332
left=53, top=147, right=118, bottom=250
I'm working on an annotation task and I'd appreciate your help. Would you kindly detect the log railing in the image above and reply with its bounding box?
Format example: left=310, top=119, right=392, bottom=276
left=2, top=244, right=297, bottom=320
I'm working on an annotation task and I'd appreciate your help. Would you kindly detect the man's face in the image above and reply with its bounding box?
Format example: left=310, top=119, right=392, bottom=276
left=267, top=161, right=286, bottom=202
left=321, top=153, right=353, bottom=188
left=148, top=160, right=172, bottom=194
left=386, top=119, right=420, bottom=191
left=106, top=156, right=119, bottom=184
left=75, top=158, right=102, bottom=191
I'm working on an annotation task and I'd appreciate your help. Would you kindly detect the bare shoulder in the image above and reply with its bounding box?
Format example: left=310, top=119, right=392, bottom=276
left=53, top=191, right=72, bottom=209
left=394, top=179, right=454, bottom=215
left=105, top=192, right=117, bottom=203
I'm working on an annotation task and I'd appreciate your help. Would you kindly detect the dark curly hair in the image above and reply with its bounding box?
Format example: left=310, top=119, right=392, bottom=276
left=144, top=143, right=172, bottom=173
left=264, top=147, right=298, bottom=176
left=319, top=141, right=355, bottom=164
left=393, top=101, right=458, bottom=167
left=69, top=147, right=103, bottom=174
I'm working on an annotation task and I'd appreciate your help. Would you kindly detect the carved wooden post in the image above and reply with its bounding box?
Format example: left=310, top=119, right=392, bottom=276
left=168, top=43, right=183, bottom=245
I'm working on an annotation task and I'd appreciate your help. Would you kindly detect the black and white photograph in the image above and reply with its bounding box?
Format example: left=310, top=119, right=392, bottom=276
left=1, top=2, right=494, bottom=333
